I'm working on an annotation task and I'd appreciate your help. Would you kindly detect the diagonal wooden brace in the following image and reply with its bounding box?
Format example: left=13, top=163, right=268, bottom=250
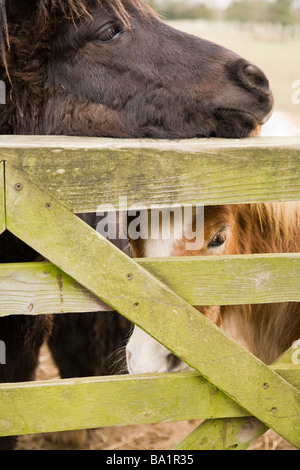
left=173, top=342, right=300, bottom=450
left=4, top=163, right=300, bottom=448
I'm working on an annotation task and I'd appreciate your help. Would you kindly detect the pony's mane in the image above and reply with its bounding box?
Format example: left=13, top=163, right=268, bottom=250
left=252, top=202, right=300, bottom=235
left=35, top=0, right=155, bottom=24
left=248, top=202, right=300, bottom=253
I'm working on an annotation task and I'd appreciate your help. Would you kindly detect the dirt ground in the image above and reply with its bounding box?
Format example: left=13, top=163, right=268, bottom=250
left=16, top=344, right=296, bottom=451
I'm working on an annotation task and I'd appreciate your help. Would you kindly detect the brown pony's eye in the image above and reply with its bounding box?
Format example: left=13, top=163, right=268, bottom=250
left=96, top=24, right=123, bottom=43
left=208, top=231, right=226, bottom=248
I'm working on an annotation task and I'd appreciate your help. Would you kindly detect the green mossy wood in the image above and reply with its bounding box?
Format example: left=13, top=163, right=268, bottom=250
left=1, top=254, right=300, bottom=317
left=1, top=137, right=300, bottom=449
left=0, top=363, right=298, bottom=438
left=0, top=136, right=300, bottom=212
left=0, top=262, right=112, bottom=316
left=173, top=343, right=300, bottom=450
left=3, top=163, right=300, bottom=448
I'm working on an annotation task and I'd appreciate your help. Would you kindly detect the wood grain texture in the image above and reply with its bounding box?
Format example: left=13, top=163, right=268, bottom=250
left=5, top=165, right=300, bottom=447
left=0, top=371, right=248, bottom=437
left=0, top=262, right=111, bottom=316
left=139, top=254, right=300, bottom=305
left=0, top=136, right=300, bottom=212
left=1, top=254, right=300, bottom=317
left=1, top=135, right=299, bottom=149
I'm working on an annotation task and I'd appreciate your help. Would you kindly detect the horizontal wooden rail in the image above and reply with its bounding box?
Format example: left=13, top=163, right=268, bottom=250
left=0, top=136, right=300, bottom=212
left=0, top=262, right=112, bottom=316
left=1, top=254, right=300, bottom=316
left=0, top=364, right=299, bottom=438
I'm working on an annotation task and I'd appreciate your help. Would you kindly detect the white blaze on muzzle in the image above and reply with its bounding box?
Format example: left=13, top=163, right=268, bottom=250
left=126, top=326, right=190, bottom=374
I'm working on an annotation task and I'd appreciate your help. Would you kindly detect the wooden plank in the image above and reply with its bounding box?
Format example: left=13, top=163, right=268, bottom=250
left=0, top=162, right=5, bottom=234
left=0, top=137, right=300, bottom=212
left=2, top=253, right=300, bottom=317
left=173, top=343, right=300, bottom=450
left=1, top=135, right=299, bottom=150
left=0, top=364, right=298, bottom=438
left=174, top=417, right=268, bottom=451
left=0, top=262, right=111, bottom=316
left=140, top=254, right=300, bottom=305
left=5, top=165, right=300, bottom=447
left=0, top=371, right=248, bottom=437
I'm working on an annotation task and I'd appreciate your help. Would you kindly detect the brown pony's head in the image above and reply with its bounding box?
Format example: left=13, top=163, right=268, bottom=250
left=126, top=202, right=300, bottom=373
left=0, top=0, right=273, bottom=137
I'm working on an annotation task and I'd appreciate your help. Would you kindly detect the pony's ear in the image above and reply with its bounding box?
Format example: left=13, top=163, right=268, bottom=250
left=5, top=0, right=38, bottom=21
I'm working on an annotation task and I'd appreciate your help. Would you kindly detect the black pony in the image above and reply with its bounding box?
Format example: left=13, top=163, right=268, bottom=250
left=0, top=0, right=273, bottom=449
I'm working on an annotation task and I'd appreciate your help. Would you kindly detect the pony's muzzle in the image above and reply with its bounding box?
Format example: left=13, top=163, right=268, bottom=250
left=126, top=326, right=191, bottom=374
left=241, top=63, right=271, bottom=98
left=235, top=60, right=274, bottom=123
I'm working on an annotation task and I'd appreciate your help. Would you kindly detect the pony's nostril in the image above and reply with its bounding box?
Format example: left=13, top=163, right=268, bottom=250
left=242, top=64, right=270, bottom=96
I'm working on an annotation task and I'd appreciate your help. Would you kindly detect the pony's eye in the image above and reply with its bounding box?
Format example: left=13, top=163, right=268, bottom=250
left=96, top=24, right=123, bottom=43
left=208, top=232, right=226, bottom=248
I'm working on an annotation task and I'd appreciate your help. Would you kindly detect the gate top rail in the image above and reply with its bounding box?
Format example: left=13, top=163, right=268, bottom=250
left=0, top=136, right=300, bottom=213
left=0, top=135, right=299, bottom=150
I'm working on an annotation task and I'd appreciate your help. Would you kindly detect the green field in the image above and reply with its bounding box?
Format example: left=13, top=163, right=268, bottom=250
left=168, top=20, right=300, bottom=120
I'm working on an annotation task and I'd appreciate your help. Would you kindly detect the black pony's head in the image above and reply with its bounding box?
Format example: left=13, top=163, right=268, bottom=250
left=0, top=0, right=273, bottom=137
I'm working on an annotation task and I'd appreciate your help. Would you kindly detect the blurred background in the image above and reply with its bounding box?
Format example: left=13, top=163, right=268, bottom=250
left=147, top=0, right=300, bottom=121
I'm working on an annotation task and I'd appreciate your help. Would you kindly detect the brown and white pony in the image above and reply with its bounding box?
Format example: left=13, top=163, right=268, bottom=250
left=126, top=113, right=300, bottom=373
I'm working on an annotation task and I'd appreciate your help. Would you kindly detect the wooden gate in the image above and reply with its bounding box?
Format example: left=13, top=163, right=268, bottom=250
left=0, top=135, right=299, bottom=450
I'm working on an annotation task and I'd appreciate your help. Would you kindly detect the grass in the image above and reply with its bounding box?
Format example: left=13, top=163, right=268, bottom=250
left=167, top=20, right=300, bottom=119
